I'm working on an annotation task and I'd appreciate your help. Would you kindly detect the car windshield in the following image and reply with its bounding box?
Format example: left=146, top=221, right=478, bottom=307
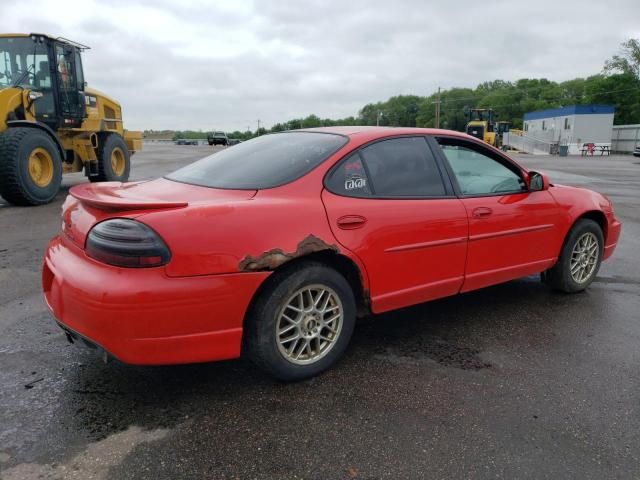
left=167, top=132, right=348, bottom=189
left=0, top=37, right=49, bottom=88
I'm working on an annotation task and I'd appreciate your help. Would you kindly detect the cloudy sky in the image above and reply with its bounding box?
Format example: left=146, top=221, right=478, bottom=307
left=1, top=0, right=638, bottom=131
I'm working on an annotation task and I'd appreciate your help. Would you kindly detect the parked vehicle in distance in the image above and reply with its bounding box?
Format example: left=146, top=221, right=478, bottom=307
left=207, top=131, right=228, bottom=146
left=228, top=138, right=241, bottom=146
left=633, top=145, right=640, bottom=157
left=43, top=127, right=621, bottom=381
left=175, top=139, right=198, bottom=145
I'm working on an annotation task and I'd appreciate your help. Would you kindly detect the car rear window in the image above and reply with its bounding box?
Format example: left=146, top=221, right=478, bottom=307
left=167, top=132, right=348, bottom=189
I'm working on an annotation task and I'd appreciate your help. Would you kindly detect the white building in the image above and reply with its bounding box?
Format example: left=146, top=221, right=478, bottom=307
left=523, top=105, right=614, bottom=154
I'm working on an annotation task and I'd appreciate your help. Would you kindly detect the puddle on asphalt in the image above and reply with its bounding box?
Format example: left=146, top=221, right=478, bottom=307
left=594, top=275, right=640, bottom=286
left=377, top=336, right=492, bottom=371
left=0, top=426, right=169, bottom=480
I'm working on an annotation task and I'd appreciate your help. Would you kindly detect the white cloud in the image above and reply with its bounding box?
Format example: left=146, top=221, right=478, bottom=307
left=1, top=0, right=638, bottom=131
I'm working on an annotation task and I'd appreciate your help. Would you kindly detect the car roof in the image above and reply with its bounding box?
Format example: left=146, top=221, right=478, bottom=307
left=297, top=126, right=475, bottom=141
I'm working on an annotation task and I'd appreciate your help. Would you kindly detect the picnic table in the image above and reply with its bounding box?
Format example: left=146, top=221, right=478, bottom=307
left=580, top=143, right=611, bottom=156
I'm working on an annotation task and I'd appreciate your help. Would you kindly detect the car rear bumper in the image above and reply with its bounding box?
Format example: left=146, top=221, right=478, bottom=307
left=42, top=235, right=269, bottom=365
left=603, top=218, right=622, bottom=260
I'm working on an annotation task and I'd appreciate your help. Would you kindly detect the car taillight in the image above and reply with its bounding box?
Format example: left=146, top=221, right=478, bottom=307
left=86, top=218, right=170, bottom=268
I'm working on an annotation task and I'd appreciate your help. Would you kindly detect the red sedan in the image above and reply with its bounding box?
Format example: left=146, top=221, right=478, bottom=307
left=43, top=127, right=621, bottom=380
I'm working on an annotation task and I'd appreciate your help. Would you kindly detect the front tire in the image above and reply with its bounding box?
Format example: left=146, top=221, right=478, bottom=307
left=90, top=134, right=130, bottom=182
left=0, top=127, right=62, bottom=206
left=543, top=219, right=603, bottom=293
left=244, top=262, right=356, bottom=381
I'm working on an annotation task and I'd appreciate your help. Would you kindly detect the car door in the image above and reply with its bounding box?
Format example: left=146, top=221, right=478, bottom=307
left=434, top=136, right=563, bottom=292
left=54, top=43, right=84, bottom=127
left=321, top=136, right=468, bottom=313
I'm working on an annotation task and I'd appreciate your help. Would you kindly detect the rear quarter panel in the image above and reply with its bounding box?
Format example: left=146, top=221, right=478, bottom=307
left=138, top=180, right=369, bottom=288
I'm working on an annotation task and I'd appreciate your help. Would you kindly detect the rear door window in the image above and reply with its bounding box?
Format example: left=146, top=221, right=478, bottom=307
left=326, top=137, right=447, bottom=198
left=362, top=137, right=446, bottom=197
left=325, top=153, right=372, bottom=197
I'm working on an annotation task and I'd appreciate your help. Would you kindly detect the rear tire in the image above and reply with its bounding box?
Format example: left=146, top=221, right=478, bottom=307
left=244, top=262, right=356, bottom=381
left=543, top=218, right=603, bottom=293
left=0, top=127, right=62, bottom=206
left=90, top=134, right=130, bottom=182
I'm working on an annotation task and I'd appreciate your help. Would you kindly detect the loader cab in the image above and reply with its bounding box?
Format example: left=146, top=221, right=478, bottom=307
left=467, top=109, right=495, bottom=131
left=465, top=108, right=496, bottom=141
left=496, top=121, right=511, bottom=135
left=0, top=34, right=87, bottom=130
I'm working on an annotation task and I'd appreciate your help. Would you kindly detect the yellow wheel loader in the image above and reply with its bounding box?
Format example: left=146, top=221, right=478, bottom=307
left=0, top=33, right=142, bottom=206
left=465, top=108, right=497, bottom=147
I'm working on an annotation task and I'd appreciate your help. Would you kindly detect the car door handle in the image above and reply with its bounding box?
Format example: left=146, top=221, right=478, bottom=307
left=336, top=215, right=367, bottom=230
left=472, top=207, right=493, bottom=218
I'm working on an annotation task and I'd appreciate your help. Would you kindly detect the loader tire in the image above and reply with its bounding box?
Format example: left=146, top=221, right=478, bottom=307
left=90, top=133, right=130, bottom=183
left=0, top=127, right=62, bottom=206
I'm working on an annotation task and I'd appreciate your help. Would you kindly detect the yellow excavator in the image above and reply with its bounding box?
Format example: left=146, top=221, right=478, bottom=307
left=0, top=33, right=142, bottom=205
left=465, top=108, right=498, bottom=147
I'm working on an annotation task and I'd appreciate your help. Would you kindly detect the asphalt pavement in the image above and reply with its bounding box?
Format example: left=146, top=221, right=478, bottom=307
left=1, top=144, right=639, bottom=479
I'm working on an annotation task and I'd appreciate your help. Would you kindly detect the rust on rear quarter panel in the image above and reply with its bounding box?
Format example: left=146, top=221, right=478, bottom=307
left=238, top=234, right=339, bottom=272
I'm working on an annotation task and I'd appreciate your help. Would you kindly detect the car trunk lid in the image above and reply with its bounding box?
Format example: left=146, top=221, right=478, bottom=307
left=63, top=178, right=256, bottom=248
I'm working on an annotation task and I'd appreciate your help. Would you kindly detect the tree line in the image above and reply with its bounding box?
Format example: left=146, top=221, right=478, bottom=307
left=153, top=38, right=640, bottom=140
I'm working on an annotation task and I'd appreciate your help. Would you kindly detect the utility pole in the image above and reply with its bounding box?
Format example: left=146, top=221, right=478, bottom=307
left=257, top=119, right=261, bottom=135
left=433, top=87, right=441, bottom=128
left=376, top=111, right=382, bottom=127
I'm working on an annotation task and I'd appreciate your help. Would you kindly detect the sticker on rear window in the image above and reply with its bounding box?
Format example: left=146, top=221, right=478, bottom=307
left=345, top=175, right=367, bottom=191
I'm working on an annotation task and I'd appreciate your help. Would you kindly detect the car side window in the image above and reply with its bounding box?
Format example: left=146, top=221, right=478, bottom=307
left=325, top=153, right=373, bottom=197
left=437, top=140, right=526, bottom=195
left=364, top=137, right=447, bottom=197
left=360, top=137, right=445, bottom=197
left=326, top=137, right=447, bottom=198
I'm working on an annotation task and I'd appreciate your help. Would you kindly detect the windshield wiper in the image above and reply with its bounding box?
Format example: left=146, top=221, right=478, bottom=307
left=11, top=64, right=36, bottom=88
left=11, top=41, right=37, bottom=88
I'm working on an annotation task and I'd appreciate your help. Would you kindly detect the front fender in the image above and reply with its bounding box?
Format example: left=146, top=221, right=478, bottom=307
left=548, top=184, right=613, bottom=241
left=5, top=120, right=65, bottom=158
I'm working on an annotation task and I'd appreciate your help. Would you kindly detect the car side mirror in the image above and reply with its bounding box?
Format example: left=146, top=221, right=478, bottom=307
left=529, top=171, right=549, bottom=192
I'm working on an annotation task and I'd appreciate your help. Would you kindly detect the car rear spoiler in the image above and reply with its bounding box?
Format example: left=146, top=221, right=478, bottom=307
left=70, top=182, right=188, bottom=211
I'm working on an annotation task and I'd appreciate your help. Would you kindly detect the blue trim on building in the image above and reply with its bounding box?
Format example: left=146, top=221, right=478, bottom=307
left=524, top=105, right=614, bottom=121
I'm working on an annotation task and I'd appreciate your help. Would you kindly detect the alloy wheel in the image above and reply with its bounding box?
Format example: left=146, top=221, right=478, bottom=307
left=276, top=285, right=343, bottom=365
left=570, top=232, right=599, bottom=283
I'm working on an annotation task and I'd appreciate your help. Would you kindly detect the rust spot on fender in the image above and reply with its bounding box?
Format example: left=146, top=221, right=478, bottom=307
left=238, top=234, right=339, bottom=272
